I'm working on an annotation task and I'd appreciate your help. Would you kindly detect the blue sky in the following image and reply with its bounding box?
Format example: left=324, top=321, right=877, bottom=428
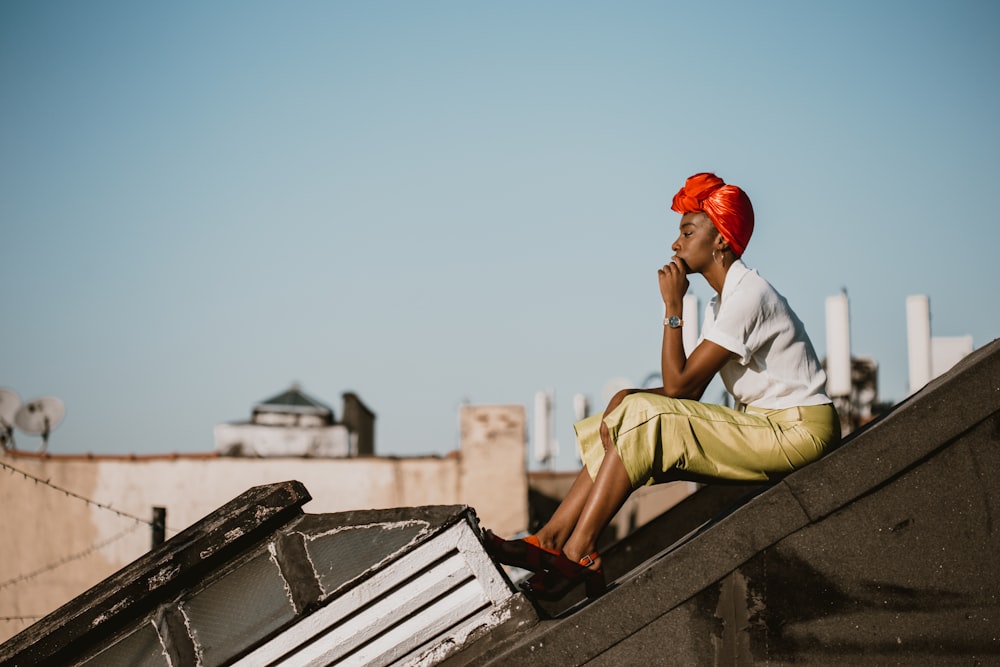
left=2, top=1, right=998, bottom=470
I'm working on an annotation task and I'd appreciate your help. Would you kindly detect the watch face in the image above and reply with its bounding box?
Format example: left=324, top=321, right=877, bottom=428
left=668, top=315, right=682, bottom=328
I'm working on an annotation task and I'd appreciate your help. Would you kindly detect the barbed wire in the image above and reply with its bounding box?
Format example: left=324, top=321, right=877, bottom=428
left=0, top=459, right=155, bottom=526
left=0, top=522, right=143, bottom=591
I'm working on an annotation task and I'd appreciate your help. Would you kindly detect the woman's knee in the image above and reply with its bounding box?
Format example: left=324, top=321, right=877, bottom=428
left=599, top=420, right=615, bottom=452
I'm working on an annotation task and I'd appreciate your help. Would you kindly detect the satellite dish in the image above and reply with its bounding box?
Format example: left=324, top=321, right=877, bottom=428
left=14, top=396, right=65, bottom=452
left=0, top=389, right=20, bottom=450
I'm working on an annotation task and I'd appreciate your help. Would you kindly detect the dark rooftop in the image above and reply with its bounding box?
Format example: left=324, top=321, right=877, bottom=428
left=448, top=338, right=1000, bottom=666
left=254, top=383, right=334, bottom=417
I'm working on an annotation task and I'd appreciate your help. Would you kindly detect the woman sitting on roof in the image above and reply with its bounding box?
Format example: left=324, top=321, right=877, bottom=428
left=486, top=172, right=840, bottom=600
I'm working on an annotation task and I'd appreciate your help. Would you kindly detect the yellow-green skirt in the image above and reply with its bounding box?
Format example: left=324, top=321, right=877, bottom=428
left=574, top=392, right=840, bottom=489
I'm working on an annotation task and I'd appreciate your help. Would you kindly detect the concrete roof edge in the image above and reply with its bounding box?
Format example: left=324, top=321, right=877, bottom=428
left=472, top=339, right=1000, bottom=665
left=785, top=337, right=1000, bottom=522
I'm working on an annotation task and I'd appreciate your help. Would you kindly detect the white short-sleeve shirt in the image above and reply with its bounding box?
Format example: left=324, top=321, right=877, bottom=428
left=701, top=260, right=831, bottom=410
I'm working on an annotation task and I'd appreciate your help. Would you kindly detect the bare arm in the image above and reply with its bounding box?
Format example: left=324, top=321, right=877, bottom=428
left=597, top=259, right=736, bottom=441
left=659, top=337, right=733, bottom=399
left=658, top=260, right=734, bottom=399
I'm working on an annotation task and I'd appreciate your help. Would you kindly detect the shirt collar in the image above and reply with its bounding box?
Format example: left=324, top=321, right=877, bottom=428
left=722, top=259, right=751, bottom=300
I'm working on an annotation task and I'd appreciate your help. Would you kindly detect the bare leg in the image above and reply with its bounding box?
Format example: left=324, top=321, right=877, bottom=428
left=560, top=423, right=633, bottom=566
left=534, top=465, right=594, bottom=551
left=535, top=392, right=636, bottom=556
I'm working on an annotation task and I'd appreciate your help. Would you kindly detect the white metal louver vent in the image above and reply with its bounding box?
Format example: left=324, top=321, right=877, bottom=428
left=233, top=519, right=514, bottom=666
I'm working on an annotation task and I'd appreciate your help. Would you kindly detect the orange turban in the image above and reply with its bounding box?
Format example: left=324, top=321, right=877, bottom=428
left=670, top=172, right=754, bottom=257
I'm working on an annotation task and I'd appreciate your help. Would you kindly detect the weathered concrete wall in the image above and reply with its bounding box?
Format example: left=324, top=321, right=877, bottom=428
left=0, top=404, right=527, bottom=643
left=459, top=405, right=528, bottom=536
left=0, top=459, right=114, bottom=645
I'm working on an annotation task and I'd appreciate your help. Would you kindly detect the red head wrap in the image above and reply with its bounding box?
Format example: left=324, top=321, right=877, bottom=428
left=670, top=172, right=754, bottom=257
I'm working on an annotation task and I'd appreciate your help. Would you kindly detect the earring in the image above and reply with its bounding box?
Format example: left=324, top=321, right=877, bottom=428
left=713, top=249, right=722, bottom=265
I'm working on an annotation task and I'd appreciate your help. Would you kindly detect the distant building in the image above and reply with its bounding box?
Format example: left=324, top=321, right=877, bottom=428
left=213, top=384, right=375, bottom=457
left=0, top=404, right=527, bottom=644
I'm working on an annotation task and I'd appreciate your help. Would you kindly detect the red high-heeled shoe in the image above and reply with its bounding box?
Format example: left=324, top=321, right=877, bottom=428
left=482, top=530, right=561, bottom=573
left=522, top=551, right=606, bottom=601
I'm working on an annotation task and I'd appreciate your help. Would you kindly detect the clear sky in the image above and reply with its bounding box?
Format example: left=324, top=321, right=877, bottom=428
left=2, top=1, right=998, bottom=470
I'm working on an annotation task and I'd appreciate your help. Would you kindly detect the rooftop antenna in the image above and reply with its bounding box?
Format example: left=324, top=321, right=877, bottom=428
left=0, top=389, right=21, bottom=450
left=14, top=396, right=65, bottom=453
left=533, top=390, right=555, bottom=467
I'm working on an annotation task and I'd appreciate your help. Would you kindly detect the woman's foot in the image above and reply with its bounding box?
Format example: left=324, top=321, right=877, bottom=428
left=521, top=550, right=606, bottom=601
left=482, top=530, right=561, bottom=573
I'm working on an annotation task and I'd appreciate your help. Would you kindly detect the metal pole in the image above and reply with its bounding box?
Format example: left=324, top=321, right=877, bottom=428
left=152, top=506, right=166, bottom=548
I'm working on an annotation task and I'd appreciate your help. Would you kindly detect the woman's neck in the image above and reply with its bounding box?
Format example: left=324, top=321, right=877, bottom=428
left=705, top=261, right=732, bottom=297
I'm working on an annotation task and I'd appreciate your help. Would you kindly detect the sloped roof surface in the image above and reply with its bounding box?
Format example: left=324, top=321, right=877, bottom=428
left=254, top=384, right=333, bottom=416
left=451, top=338, right=1000, bottom=666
